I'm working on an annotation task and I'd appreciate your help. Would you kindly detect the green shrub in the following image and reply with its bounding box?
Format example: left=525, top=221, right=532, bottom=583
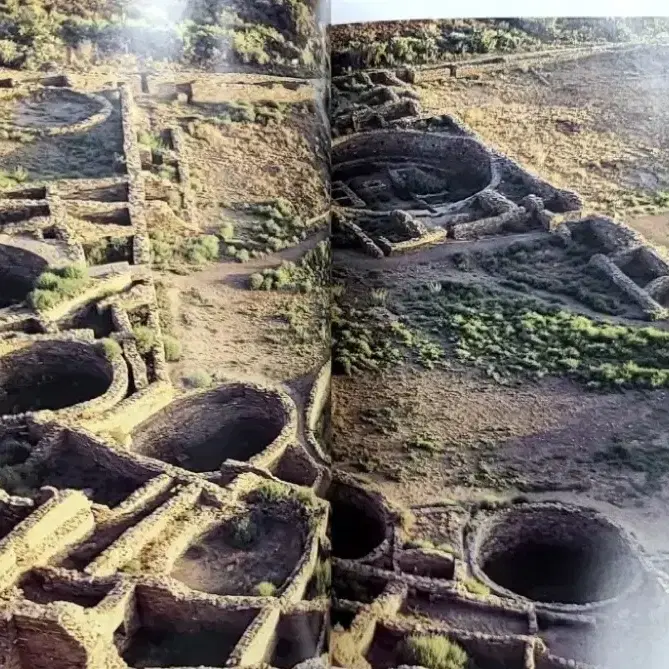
left=151, top=231, right=221, bottom=269
left=0, top=166, right=30, bottom=189
left=28, top=289, right=60, bottom=311
left=246, top=241, right=330, bottom=293
left=248, top=273, right=264, bottom=290
left=183, top=234, right=219, bottom=264
left=132, top=325, right=157, bottom=355
left=137, top=130, right=167, bottom=153
left=0, top=39, right=21, bottom=66
left=163, top=334, right=182, bottom=362
left=371, top=280, right=669, bottom=389
left=99, top=338, right=123, bottom=360
left=254, top=581, right=277, bottom=596
left=35, top=272, right=61, bottom=290
left=60, top=263, right=87, bottom=280
left=402, top=635, right=468, bottom=669
left=218, top=220, right=235, bottom=241
left=29, top=263, right=89, bottom=311
left=183, top=369, right=212, bottom=388
left=255, top=480, right=290, bottom=504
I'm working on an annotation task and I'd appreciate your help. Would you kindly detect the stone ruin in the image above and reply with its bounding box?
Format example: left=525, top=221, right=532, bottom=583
left=331, top=69, right=582, bottom=258
left=0, top=72, right=334, bottom=668
left=330, top=475, right=669, bottom=669
left=558, top=216, right=669, bottom=319
left=330, top=69, right=669, bottom=321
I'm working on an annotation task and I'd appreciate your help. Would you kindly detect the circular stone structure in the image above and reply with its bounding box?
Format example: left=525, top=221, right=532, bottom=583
left=327, top=480, right=388, bottom=560
left=131, top=383, right=294, bottom=473
left=332, top=130, right=496, bottom=212
left=471, top=504, right=643, bottom=608
left=0, top=341, right=114, bottom=416
left=0, top=244, right=48, bottom=309
left=12, top=88, right=105, bottom=130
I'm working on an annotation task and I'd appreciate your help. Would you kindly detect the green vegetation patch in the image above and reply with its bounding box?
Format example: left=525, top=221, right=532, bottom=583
left=183, top=368, right=212, bottom=389
left=150, top=231, right=219, bottom=269
left=132, top=325, right=157, bottom=355
left=333, top=278, right=669, bottom=389
left=29, top=263, right=89, bottom=312
left=98, top=338, right=123, bottom=360
left=186, top=100, right=312, bottom=130
left=254, top=581, right=277, bottom=596
left=331, top=18, right=669, bottom=73
left=401, top=634, right=469, bottom=669
left=402, top=281, right=669, bottom=389
left=248, top=240, right=330, bottom=291
left=0, top=166, right=29, bottom=189
left=0, top=0, right=321, bottom=72
left=223, top=198, right=317, bottom=261
left=138, top=130, right=168, bottom=154
left=332, top=287, right=443, bottom=376
left=461, top=577, right=491, bottom=597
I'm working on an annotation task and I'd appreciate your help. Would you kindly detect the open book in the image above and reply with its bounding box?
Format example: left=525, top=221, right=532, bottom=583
left=1, top=4, right=669, bottom=668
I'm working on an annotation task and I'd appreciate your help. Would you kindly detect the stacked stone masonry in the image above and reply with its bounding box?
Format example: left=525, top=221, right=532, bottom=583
left=0, top=71, right=332, bottom=669
left=331, top=70, right=669, bottom=321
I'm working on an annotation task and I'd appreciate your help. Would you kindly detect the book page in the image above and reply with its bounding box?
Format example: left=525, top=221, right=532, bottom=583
left=0, top=1, right=331, bottom=667
left=330, top=18, right=669, bottom=669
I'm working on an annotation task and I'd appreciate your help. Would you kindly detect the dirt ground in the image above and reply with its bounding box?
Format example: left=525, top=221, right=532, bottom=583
left=419, top=45, right=669, bottom=241
left=135, top=77, right=328, bottom=221
left=332, top=366, right=669, bottom=552
left=159, top=251, right=328, bottom=386
left=170, top=512, right=304, bottom=596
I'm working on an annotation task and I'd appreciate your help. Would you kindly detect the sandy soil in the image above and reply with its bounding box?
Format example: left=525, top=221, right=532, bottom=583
left=419, top=46, right=669, bottom=232
left=160, top=255, right=328, bottom=386
left=332, top=365, right=669, bottom=552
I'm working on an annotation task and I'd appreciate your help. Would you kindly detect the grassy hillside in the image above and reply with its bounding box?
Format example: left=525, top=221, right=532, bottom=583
left=330, top=18, right=669, bottom=73
left=0, top=0, right=323, bottom=73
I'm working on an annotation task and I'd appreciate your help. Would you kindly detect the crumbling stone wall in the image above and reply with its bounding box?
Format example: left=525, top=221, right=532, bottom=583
left=333, top=131, right=496, bottom=196
left=588, top=254, right=668, bottom=320
left=119, top=85, right=151, bottom=266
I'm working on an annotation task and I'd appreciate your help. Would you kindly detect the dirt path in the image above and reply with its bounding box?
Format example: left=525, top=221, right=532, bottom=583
left=334, top=231, right=549, bottom=270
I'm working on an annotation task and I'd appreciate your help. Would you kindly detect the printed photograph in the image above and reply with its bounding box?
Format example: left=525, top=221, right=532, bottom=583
left=3, top=6, right=669, bottom=669
left=330, top=18, right=669, bottom=669
left=0, top=1, right=331, bottom=668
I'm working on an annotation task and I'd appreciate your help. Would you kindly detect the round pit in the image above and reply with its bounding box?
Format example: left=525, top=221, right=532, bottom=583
left=131, top=384, right=291, bottom=472
left=12, top=88, right=103, bottom=130
left=332, top=131, right=494, bottom=212
left=0, top=341, right=114, bottom=416
left=328, top=482, right=387, bottom=560
left=474, top=505, right=642, bottom=606
left=0, top=244, right=48, bottom=309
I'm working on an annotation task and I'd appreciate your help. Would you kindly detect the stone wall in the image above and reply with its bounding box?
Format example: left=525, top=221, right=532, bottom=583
left=333, top=131, right=496, bottom=196
left=588, top=254, right=667, bottom=320
left=0, top=491, right=93, bottom=591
